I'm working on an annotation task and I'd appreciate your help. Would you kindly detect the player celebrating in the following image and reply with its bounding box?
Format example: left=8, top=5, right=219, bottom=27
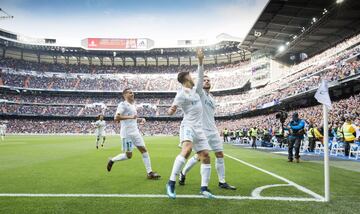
left=107, top=89, right=161, bottom=180
left=179, top=72, right=236, bottom=190
left=93, top=115, right=106, bottom=149
left=166, top=49, right=214, bottom=199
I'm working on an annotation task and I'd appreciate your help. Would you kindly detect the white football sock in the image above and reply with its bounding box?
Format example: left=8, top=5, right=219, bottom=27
left=215, top=158, right=226, bottom=183
left=169, top=155, right=186, bottom=181
left=182, top=154, right=199, bottom=175
left=111, top=153, right=128, bottom=162
left=96, top=138, right=99, bottom=147
left=141, top=152, right=152, bottom=174
left=201, top=164, right=211, bottom=187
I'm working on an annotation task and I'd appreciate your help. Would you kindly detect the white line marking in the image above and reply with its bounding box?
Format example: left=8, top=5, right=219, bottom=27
left=0, top=193, right=323, bottom=202
left=224, top=153, right=325, bottom=201
left=251, top=184, right=291, bottom=197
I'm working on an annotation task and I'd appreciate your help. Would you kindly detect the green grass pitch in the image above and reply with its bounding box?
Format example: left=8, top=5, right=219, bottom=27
left=0, top=135, right=359, bottom=214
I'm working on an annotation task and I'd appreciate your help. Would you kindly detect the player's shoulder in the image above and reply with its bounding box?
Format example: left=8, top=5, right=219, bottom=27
left=174, top=88, right=184, bottom=97
left=176, top=88, right=184, bottom=94
left=118, top=101, right=128, bottom=107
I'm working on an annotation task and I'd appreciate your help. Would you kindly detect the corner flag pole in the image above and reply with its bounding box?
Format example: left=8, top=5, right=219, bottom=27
left=314, top=79, right=332, bottom=202
left=323, top=105, right=330, bottom=202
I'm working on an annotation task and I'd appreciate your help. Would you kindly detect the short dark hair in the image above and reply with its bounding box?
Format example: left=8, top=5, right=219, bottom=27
left=177, top=71, right=189, bottom=84
left=122, top=88, right=131, bottom=98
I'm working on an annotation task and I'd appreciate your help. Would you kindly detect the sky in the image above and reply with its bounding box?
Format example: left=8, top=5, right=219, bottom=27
left=0, top=0, right=268, bottom=47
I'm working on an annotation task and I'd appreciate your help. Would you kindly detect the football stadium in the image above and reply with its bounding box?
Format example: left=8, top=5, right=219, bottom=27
left=0, top=0, right=360, bottom=213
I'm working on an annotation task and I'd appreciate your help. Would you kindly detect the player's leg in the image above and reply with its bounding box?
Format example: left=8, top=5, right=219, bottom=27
left=167, top=140, right=193, bottom=199
left=192, top=129, right=214, bottom=198
left=197, top=149, right=215, bottom=198
left=208, top=133, right=236, bottom=190
left=214, top=151, right=236, bottom=190
left=107, top=138, right=133, bottom=172
left=179, top=153, right=199, bottom=185
left=135, top=143, right=161, bottom=179
left=101, top=136, right=106, bottom=147
left=95, top=135, right=100, bottom=149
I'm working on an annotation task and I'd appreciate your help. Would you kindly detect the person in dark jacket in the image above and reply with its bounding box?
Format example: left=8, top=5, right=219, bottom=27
left=288, top=112, right=305, bottom=163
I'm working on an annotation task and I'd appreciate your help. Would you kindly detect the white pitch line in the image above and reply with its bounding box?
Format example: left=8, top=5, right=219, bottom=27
left=0, top=193, right=323, bottom=202
left=251, top=184, right=291, bottom=197
left=224, top=154, right=325, bottom=201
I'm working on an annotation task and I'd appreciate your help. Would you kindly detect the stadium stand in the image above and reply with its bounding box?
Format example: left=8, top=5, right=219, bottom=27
left=1, top=34, right=359, bottom=119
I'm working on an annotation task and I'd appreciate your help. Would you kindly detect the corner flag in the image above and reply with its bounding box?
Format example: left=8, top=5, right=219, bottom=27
left=314, top=79, right=331, bottom=202
left=314, top=80, right=332, bottom=109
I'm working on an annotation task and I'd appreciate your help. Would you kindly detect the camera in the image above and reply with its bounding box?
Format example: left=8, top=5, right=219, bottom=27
left=275, top=110, right=288, bottom=124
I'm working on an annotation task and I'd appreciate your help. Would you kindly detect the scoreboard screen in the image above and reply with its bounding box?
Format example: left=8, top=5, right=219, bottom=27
left=81, top=38, right=151, bottom=50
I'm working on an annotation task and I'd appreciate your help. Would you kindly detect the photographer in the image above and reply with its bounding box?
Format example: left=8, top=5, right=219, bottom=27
left=288, top=112, right=305, bottom=163
left=275, top=110, right=288, bottom=148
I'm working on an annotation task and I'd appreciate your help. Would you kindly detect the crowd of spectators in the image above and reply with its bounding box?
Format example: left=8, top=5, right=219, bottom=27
left=0, top=66, right=249, bottom=91
left=0, top=103, right=160, bottom=117
left=0, top=57, right=248, bottom=74
left=3, top=92, right=359, bottom=135
left=5, top=119, right=180, bottom=135
left=1, top=36, right=358, bottom=96
left=217, top=93, right=360, bottom=137
left=0, top=94, right=162, bottom=106
left=214, top=45, right=360, bottom=113
left=1, top=49, right=359, bottom=117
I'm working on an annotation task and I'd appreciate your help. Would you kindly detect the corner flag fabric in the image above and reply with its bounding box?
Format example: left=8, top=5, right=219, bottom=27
left=315, top=80, right=332, bottom=109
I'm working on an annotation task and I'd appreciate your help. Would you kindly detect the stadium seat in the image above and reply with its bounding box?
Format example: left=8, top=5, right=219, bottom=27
left=300, top=137, right=309, bottom=153
left=314, top=141, right=324, bottom=154
left=242, top=137, right=250, bottom=145
left=330, top=141, right=345, bottom=157
left=271, top=136, right=281, bottom=149
left=349, top=142, right=360, bottom=160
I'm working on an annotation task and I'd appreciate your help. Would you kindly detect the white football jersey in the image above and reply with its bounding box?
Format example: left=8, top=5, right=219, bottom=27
left=172, top=65, right=204, bottom=128
left=198, top=90, right=218, bottom=131
left=0, top=124, right=6, bottom=134
left=94, top=120, right=106, bottom=133
left=115, top=101, right=140, bottom=138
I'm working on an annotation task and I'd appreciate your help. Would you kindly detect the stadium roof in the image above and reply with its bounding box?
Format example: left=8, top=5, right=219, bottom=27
left=240, top=0, right=360, bottom=62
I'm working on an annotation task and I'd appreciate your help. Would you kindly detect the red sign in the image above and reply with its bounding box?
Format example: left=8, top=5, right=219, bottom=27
left=86, top=38, right=147, bottom=49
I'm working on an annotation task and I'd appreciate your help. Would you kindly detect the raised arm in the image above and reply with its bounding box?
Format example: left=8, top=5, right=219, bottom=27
left=195, top=48, right=205, bottom=95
